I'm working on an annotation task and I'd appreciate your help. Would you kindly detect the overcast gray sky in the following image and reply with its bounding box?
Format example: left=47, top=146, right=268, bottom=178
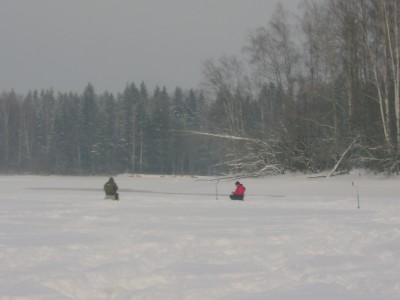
left=0, top=0, right=302, bottom=94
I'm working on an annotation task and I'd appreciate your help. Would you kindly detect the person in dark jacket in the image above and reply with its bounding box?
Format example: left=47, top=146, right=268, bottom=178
left=230, top=181, right=245, bottom=200
left=104, top=177, right=119, bottom=200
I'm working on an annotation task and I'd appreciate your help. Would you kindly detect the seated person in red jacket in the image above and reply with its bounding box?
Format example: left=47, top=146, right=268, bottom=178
left=230, top=181, right=245, bottom=200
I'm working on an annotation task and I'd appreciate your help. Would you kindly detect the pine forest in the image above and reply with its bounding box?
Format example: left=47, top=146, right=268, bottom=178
left=1, top=0, right=400, bottom=176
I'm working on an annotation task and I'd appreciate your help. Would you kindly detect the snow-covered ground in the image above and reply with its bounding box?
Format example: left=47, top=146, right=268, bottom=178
left=0, top=172, right=399, bottom=300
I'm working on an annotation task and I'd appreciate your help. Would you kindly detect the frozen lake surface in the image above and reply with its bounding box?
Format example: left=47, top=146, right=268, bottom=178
left=0, top=172, right=399, bottom=299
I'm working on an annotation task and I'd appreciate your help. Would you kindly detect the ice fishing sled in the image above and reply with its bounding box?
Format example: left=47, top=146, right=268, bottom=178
left=229, top=195, right=244, bottom=201
left=104, top=194, right=119, bottom=200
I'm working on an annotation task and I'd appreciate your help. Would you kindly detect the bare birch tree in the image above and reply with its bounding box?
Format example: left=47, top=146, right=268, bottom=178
left=244, top=3, right=300, bottom=143
left=379, top=0, right=400, bottom=149
left=300, top=0, right=340, bottom=140
left=202, top=55, right=251, bottom=134
left=357, top=0, right=400, bottom=149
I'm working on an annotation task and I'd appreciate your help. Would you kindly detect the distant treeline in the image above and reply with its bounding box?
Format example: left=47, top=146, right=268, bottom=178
left=0, top=83, right=226, bottom=175
left=1, top=0, right=400, bottom=175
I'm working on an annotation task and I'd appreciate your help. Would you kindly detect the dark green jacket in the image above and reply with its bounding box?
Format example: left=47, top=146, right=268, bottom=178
left=104, top=177, right=118, bottom=195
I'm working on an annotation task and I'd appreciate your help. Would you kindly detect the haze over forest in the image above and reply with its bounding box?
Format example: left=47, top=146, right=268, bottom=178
left=1, top=0, right=400, bottom=176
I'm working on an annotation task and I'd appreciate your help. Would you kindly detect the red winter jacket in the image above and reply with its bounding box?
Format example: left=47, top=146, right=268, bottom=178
left=233, top=184, right=246, bottom=196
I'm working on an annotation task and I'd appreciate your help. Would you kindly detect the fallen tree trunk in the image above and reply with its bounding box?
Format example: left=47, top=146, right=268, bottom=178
left=327, top=137, right=358, bottom=178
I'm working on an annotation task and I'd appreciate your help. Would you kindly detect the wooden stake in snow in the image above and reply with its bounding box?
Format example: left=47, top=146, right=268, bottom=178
left=216, top=179, right=219, bottom=200
left=352, top=181, right=360, bottom=209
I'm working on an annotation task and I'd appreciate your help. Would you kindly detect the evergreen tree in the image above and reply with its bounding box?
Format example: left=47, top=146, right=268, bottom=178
left=117, top=83, right=141, bottom=172
left=135, top=82, right=149, bottom=173
left=92, top=92, right=117, bottom=173
left=49, top=93, right=80, bottom=174
left=19, top=92, right=35, bottom=170
left=0, top=91, right=21, bottom=171
left=36, top=90, right=56, bottom=173
left=170, top=87, right=186, bottom=174
left=145, top=86, right=172, bottom=173
left=78, top=83, right=98, bottom=174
